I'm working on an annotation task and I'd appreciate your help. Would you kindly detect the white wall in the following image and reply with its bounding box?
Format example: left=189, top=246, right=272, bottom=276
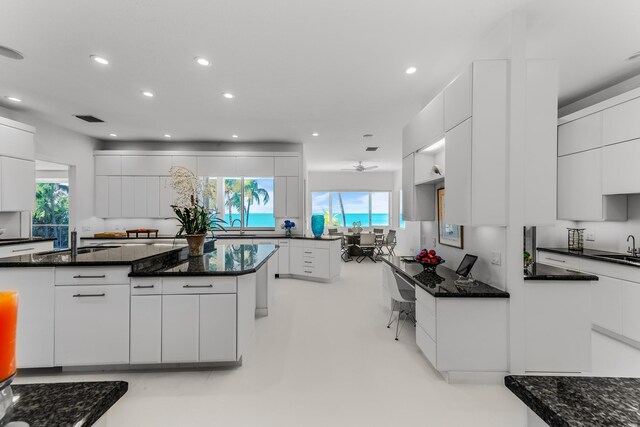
left=0, top=106, right=101, bottom=237
left=308, top=171, right=395, bottom=192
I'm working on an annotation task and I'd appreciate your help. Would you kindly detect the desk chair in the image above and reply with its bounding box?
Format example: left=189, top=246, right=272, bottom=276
left=384, top=230, right=397, bottom=256
left=334, top=232, right=352, bottom=262
left=373, top=229, right=385, bottom=257
left=386, top=269, right=416, bottom=340
left=354, top=233, right=376, bottom=263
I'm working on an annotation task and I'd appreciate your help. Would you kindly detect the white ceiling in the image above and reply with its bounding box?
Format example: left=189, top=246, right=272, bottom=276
left=1, top=0, right=640, bottom=172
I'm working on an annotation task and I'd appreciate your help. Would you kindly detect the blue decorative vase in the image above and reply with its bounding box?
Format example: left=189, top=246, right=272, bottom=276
left=311, top=214, right=324, bottom=238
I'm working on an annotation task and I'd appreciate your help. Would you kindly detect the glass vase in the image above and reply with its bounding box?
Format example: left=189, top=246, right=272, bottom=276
left=311, top=214, right=324, bottom=238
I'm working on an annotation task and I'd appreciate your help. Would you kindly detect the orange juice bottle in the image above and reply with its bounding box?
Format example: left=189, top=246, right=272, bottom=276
left=0, top=292, right=18, bottom=383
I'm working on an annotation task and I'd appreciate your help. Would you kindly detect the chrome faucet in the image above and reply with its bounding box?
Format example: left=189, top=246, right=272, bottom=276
left=627, top=235, right=639, bottom=257
left=230, top=219, right=242, bottom=230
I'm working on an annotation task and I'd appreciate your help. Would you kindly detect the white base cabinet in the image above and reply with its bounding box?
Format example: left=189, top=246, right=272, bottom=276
left=130, top=294, right=162, bottom=364
left=162, top=295, right=201, bottom=363
left=0, top=240, right=54, bottom=259
left=288, top=239, right=341, bottom=281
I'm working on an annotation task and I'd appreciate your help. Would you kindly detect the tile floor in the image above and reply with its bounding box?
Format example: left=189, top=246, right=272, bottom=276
left=16, top=260, right=640, bottom=426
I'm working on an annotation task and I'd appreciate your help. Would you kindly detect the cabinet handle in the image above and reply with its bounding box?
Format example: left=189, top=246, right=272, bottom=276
left=304, top=251, right=312, bottom=254
left=304, top=261, right=313, bottom=264
left=73, top=275, right=107, bottom=279
left=12, top=247, right=34, bottom=252
left=133, top=285, right=155, bottom=289
left=183, top=284, right=213, bottom=288
left=545, top=257, right=566, bottom=263
left=304, top=270, right=313, bottom=274
left=73, top=293, right=106, bottom=298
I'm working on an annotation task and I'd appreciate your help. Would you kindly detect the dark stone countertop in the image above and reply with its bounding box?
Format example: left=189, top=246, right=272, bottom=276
left=130, top=244, right=278, bottom=276
left=0, top=237, right=56, bottom=247
left=505, top=375, right=640, bottom=426
left=381, top=256, right=509, bottom=298
left=538, top=247, right=640, bottom=269
left=81, top=234, right=342, bottom=241
left=6, top=381, right=127, bottom=426
left=0, top=243, right=185, bottom=268
left=524, top=263, right=598, bottom=281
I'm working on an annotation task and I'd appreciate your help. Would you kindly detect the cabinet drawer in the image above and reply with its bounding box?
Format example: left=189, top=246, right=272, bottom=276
left=0, top=241, right=53, bottom=258
left=537, top=252, right=580, bottom=271
left=416, top=298, right=437, bottom=341
left=415, top=285, right=436, bottom=315
left=277, top=240, right=290, bottom=246
left=290, top=239, right=304, bottom=248
left=162, top=277, right=236, bottom=294
left=55, top=266, right=130, bottom=285
left=416, top=323, right=437, bottom=368
left=131, top=278, right=162, bottom=295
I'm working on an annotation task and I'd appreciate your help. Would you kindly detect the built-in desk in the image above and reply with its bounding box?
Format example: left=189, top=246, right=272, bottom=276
left=381, top=256, right=509, bottom=383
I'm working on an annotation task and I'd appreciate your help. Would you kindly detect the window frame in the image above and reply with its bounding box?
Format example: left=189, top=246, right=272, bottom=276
left=216, top=176, right=276, bottom=231
left=312, top=191, right=391, bottom=228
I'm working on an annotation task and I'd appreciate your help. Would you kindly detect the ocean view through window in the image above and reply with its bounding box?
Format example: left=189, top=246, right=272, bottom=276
left=312, top=191, right=390, bottom=227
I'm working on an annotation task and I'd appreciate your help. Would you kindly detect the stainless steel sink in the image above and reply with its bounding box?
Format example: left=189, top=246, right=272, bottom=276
left=39, top=246, right=120, bottom=255
left=594, top=254, right=640, bottom=264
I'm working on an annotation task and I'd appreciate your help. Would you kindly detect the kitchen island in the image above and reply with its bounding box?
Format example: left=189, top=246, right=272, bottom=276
left=0, top=242, right=277, bottom=370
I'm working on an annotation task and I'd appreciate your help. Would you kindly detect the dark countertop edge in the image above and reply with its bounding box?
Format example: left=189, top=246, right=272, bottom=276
left=82, top=235, right=343, bottom=241
left=524, top=263, right=599, bottom=281
left=524, top=275, right=598, bottom=281
left=538, top=247, right=640, bottom=269
left=0, top=238, right=56, bottom=246
left=381, top=258, right=510, bottom=298
left=504, top=376, right=564, bottom=426
left=129, top=246, right=278, bottom=277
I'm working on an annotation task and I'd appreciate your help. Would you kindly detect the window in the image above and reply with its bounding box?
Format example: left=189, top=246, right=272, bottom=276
left=399, top=191, right=406, bottom=228
left=311, top=191, right=390, bottom=227
left=32, top=183, right=69, bottom=249
left=210, top=177, right=274, bottom=229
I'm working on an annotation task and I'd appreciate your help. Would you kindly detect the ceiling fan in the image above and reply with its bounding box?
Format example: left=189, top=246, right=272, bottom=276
left=341, top=161, right=378, bottom=172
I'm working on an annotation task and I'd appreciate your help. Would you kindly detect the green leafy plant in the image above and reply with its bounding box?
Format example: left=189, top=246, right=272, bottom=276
left=172, top=200, right=226, bottom=236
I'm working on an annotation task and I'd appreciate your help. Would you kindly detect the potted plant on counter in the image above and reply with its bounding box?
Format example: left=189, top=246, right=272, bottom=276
left=169, top=166, right=226, bottom=256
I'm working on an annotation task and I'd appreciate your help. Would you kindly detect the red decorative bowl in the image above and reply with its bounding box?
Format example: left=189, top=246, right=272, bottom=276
left=416, top=259, right=445, bottom=273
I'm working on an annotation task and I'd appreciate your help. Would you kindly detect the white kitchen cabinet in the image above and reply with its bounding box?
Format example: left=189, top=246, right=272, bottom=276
left=199, top=294, right=237, bottom=361
left=134, top=176, right=147, bottom=217
left=1, top=157, right=35, bottom=211
left=108, top=176, right=122, bottom=218
left=286, top=177, right=300, bottom=217
left=146, top=176, right=160, bottom=218
left=95, top=176, right=109, bottom=217
left=171, top=156, right=197, bottom=172
left=159, top=176, right=175, bottom=218
left=444, top=65, right=472, bottom=131
left=0, top=117, right=35, bottom=161
left=287, top=239, right=340, bottom=281
left=558, top=150, right=627, bottom=221
left=0, top=268, right=54, bottom=368
left=162, top=294, right=200, bottom=363
left=121, top=176, right=135, bottom=217
left=130, top=295, right=162, bottom=364
left=274, top=156, right=299, bottom=176
left=95, top=156, right=121, bottom=176
left=414, top=149, right=444, bottom=185
left=277, top=240, right=290, bottom=274
left=121, top=155, right=172, bottom=176
left=402, top=154, right=435, bottom=221
left=54, top=284, right=130, bottom=366
left=0, top=240, right=54, bottom=258
left=402, top=92, right=445, bottom=157
left=444, top=118, right=472, bottom=225
left=602, top=96, right=640, bottom=145
left=290, top=246, right=303, bottom=275
left=558, top=112, right=602, bottom=156
left=274, top=177, right=287, bottom=218
left=536, top=251, right=580, bottom=271
left=603, top=138, right=640, bottom=195
left=236, top=156, right=274, bottom=177
left=622, top=281, right=640, bottom=342
left=197, top=156, right=237, bottom=176
left=590, top=275, right=623, bottom=335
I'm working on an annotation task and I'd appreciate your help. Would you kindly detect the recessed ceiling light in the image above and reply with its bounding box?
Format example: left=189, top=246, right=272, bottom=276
left=232, top=134, right=239, bottom=139
left=164, top=134, right=171, bottom=138
left=5, top=96, right=21, bottom=103
left=195, top=57, right=211, bottom=66
left=222, top=92, right=234, bottom=99
left=312, top=132, right=319, bottom=137
left=628, top=51, right=640, bottom=61
left=90, top=55, right=109, bottom=65
left=141, top=91, right=154, bottom=98
left=406, top=67, right=417, bottom=75
left=363, top=133, right=374, bottom=138
left=109, top=133, right=117, bottom=137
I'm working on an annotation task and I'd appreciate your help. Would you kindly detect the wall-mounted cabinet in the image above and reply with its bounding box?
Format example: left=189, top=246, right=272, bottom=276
left=274, top=176, right=300, bottom=218
left=0, top=117, right=36, bottom=212
left=414, top=149, right=444, bottom=185
left=444, top=65, right=472, bottom=132
left=444, top=118, right=472, bottom=225
left=402, top=93, right=444, bottom=157
left=402, top=153, right=435, bottom=221
left=558, top=113, right=602, bottom=156
left=602, top=138, right=640, bottom=195
left=602, top=96, right=640, bottom=146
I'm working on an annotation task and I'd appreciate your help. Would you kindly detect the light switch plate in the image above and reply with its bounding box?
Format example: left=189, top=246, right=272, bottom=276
left=586, top=232, right=595, bottom=241
left=491, top=251, right=501, bottom=265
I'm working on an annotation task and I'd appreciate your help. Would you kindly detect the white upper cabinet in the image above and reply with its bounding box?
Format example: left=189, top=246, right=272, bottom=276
left=402, top=154, right=435, bottom=222
left=274, top=156, right=300, bottom=176
left=121, top=176, right=135, bottom=217
left=444, top=65, right=472, bottom=131
left=122, top=156, right=172, bottom=176
left=108, top=176, right=122, bottom=218
left=0, top=117, right=35, bottom=160
left=444, top=118, right=472, bottom=225
left=197, top=156, right=237, bottom=176
left=236, top=156, right=274, bottom=177
left=603, top=96, right=640, bottom=145
left=95, top=156, right=122, bottom=175
left=171, top=156, right=197, bottom=172
left=603, top=138, right=640, bottom=195
left=402, top=92, right=444, bottom=157
left=95, top=176, right=109, bottom=218
left=558, top=112, right=602, bottom=156
left=1, top=157, right=35, bottom=212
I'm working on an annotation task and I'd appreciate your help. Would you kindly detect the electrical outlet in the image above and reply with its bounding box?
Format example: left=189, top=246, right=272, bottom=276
left=586, top=232, right=595, bottom=241
left=491, top=251, right=501, bottom=265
